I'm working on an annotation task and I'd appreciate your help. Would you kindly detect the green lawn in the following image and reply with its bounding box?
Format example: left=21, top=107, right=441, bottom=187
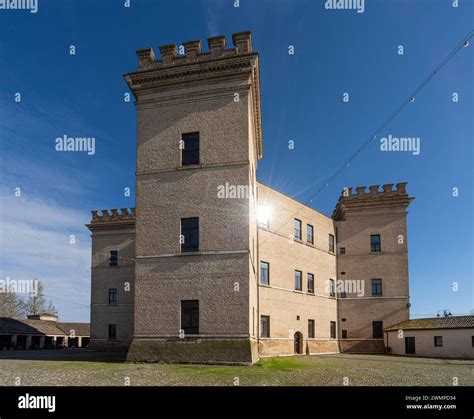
left=0, top=354, right=472, bottom=386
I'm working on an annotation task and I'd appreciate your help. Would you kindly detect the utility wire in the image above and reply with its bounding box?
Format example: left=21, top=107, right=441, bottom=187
left=259, top=29, right=474, bottom=247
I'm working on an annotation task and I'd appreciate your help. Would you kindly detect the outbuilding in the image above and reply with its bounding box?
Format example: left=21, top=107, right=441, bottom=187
left=0, top=313, right=90, bottom=350
left=384, top=315, right=473, bottom=359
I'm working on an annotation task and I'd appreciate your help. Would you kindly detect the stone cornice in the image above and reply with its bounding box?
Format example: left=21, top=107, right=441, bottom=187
left=86, top=208, right=136, bottom=231
left=123, top=32, right=263, bottom=159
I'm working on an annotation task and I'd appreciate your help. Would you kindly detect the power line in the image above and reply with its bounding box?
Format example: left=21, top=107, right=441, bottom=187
left=259, top=29, right=474, bottom=247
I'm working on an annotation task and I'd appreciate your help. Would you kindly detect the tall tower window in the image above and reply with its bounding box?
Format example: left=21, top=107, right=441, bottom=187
left=307, top=224, right=314, bottom=244
left=307, top=273, right=314, bottom=293
left=330, top=321, right=336, bottom=339
left=329, top=234, right=335, bottom=253
left=108, top=288, right=117, bottom=304
left=181, top=300, right=199, bottom=335
left=108, top=324, right=117, bottom=340
left=308, top=319, right=315, bottom=338
left=294, top=219, right=302, bottom=240
left=372, top=321, right=383, bottom=338
left=181, top=218, right=199, bottom=252
left=294, top=270, right=302, bottom=291
left=181, top=132, right=200, bottom=165
left=371, top=279, right=382, bottom=297
left=329, top=279, right=336, bottom=297
left=260, top=315, right=270, bottom=338
left=260, top=261, right=270, bottom=285
left=370, top=234, right=381, bottom=252
left=109, top=250, right=118, bottom=266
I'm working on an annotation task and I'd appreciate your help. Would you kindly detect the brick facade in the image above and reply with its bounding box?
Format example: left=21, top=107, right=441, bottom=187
left=86, top=32, right=414, bottom=363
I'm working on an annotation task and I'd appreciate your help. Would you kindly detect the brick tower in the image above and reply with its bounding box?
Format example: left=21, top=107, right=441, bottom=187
left=124, top=32, right=262, bottom=363
left=332, top=183, right=414, bottom=352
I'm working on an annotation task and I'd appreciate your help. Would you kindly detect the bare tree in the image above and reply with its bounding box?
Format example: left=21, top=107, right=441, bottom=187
left=0, top=293, right=26, bottom=318
left=24, top=280, right=56, bottom=316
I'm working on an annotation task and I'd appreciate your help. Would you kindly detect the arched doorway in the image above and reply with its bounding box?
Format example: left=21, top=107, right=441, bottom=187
left=294, top=332, right=303, bottom=354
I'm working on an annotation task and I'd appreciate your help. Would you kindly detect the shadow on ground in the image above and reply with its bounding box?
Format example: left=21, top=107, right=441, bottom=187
left=0, top=349, right=126, bottom=362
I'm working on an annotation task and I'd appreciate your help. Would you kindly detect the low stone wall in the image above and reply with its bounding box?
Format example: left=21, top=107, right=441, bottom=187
left=88, top=339, right=131, bottom=351
left=339, top=339, right=385, bottom=353
left=259, top=339, right=339, bottom=356
left=126, top=338, right=258, bottom=364
left=307, top=339, right=339, bottom=354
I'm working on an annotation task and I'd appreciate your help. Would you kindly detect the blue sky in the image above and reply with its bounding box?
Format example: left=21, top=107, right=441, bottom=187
left=0, top=0, right=472, bottom=321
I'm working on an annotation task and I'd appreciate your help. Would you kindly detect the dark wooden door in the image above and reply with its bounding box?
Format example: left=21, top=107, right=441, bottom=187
left=405, top=336, right=416, bottom=354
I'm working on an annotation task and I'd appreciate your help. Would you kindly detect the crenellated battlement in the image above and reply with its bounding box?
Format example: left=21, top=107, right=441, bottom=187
left=90, top=208, right=136, bottom=224
left=134, top=32, right=253, bottom=70
left=332, top=182, right=414, bottom=220
left=342, top=182, right=407, bottom=198
left=124, top=30, right=263, bottom=160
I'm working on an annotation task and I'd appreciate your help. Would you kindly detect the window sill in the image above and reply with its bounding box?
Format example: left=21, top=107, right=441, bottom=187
left=179, top=251, right=201, bottom=256
left=179, top=163, right=201, bottom=169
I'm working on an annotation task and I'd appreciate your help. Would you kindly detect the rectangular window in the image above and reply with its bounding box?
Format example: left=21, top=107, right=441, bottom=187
left=307, top=273, right=314, bottom=294
left=371, top=279, right=382, bottom=297
left=472, top=336, right=474, bottom=347
left=258, top=205, right=270, bottom=229
left=109, top=250, right=118, bottom=266
left=108, top=324, right=116, bottom=340
left=370, top=234, right=381, bottom=252
left=307, top=224, right=314, bottom=244
left=372, top=321, right=383, bottom=338
left=329, top=279, right=335, bottom=297
left=342, top=330, right=348, bottom=339
left=181, top=217, right=199, bottom=252
left=329, top=234, right=335, bottom=253
left=260, top=315, right=270, bottom=338
left=108, top=288, right=117, bottom=304
left=260, top=261, right=270, bottom=285
left=434, top=336, right=443, bottom=347
left=294, top=219, right=302, bottom=240
left=330, top=321, right=336, bottom=339
left=308, top=319, right=315, bottom=338
left=339, top=247, right=346, bottom=254
left=181, top=300, right=199, bottom=335
left=181, top=132, right=200, bottom=165
left=294, top=270, right=302, bottom=291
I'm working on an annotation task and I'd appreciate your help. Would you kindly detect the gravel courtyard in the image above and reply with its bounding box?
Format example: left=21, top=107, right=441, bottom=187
left=0, top=351, right=472, bottom=386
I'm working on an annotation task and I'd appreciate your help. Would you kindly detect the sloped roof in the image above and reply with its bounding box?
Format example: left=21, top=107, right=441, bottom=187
left=385, top=315, right=474, bottom=331
left=0, top=317, right=89, bottom=336
left=57, top=322, right=90, bottom=337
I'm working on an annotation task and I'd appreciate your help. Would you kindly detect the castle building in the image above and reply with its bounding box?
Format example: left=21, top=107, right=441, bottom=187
left=86, top=32, right=414, bottom=364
